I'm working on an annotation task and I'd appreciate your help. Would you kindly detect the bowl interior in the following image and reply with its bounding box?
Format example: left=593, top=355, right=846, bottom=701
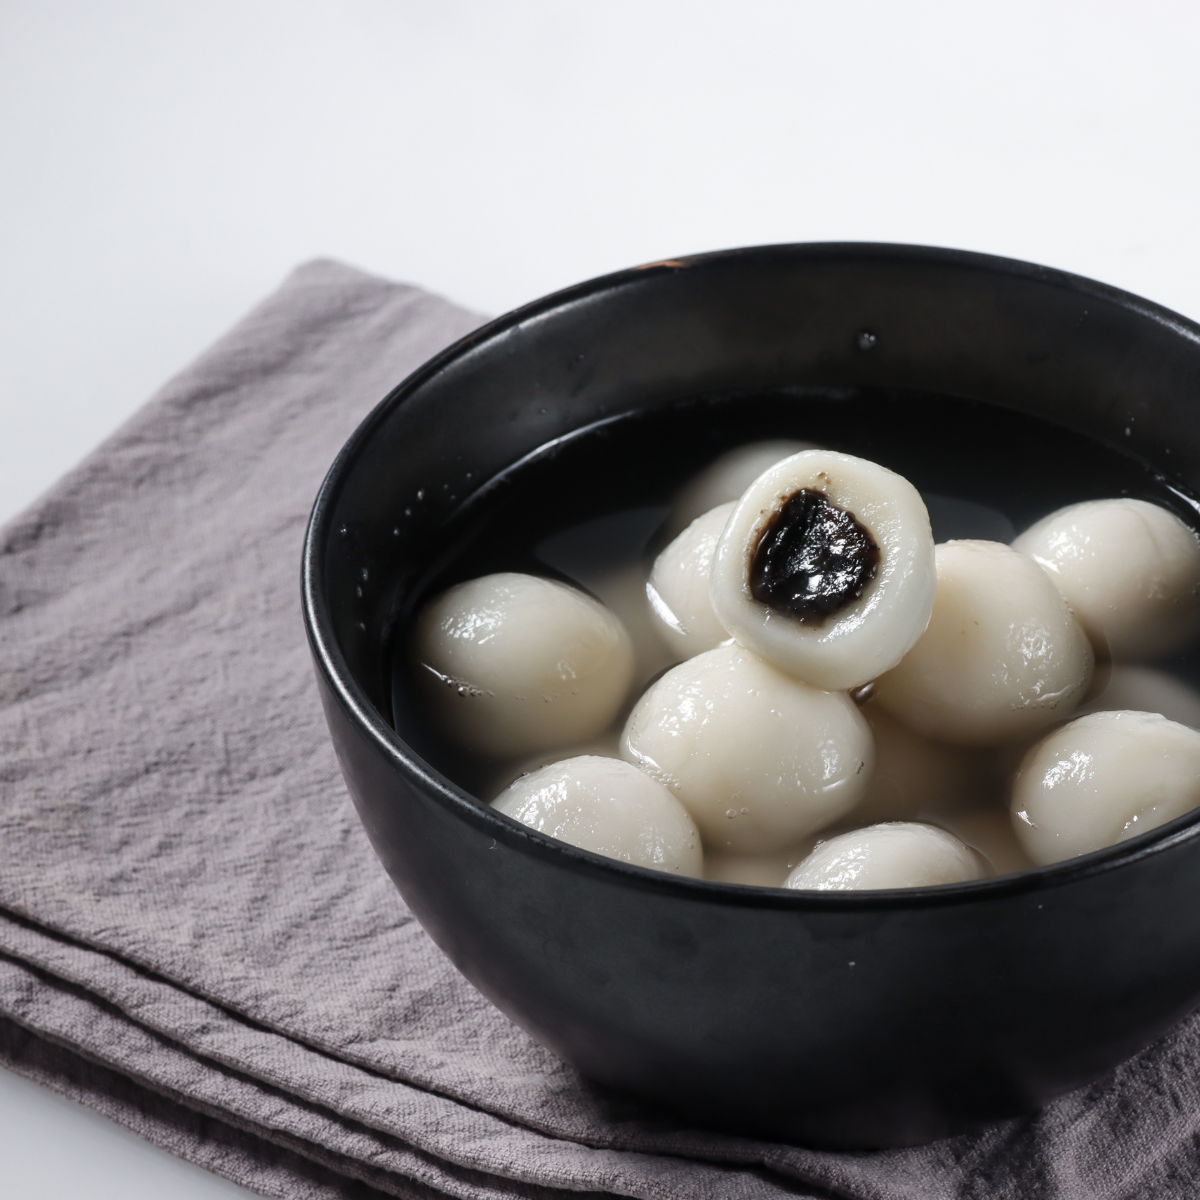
left=313, top=242, right=1200, bottom=871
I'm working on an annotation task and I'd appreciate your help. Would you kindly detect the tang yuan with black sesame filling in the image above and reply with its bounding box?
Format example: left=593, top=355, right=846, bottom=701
left=710, top=450, right=936, bottom=691
left=493, top=756, right=703, bottom=876
left=1010, top=710, right=1200, bottom=866
left=414, top=573, right=634, bottom=757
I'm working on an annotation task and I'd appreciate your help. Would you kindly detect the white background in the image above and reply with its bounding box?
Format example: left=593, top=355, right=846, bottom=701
left=2, top=1, right=1199, bottom=1193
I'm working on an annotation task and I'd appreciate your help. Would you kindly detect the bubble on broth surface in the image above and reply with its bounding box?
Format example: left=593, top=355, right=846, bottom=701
left=493, top=755, right=702, bottom=876
left=874, top=540, right=1093, bottom=746
left=710, top=450, right=936, bottom=691
left=785, top=822, right=985, bottom=891
left=665, top=439, right=819, bottom=538
left=1012, top=498, right=1200, bottom=661
left=621, top=643, right=874, bottom=854
left=415, top=573, right=634, bottom=757
left=1010, top=710, right=1200, bottom=865
left=646, top=502, right=735, bottom=659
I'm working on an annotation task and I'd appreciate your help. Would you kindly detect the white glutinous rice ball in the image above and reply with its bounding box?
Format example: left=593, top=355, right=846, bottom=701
left=1012, top=498, right=1200, bottom=660
left=414, top=573, right=634, bottom=757
left=666, top=440, right=819, bottom=538
left=709, top=450, right=936, bottom=691
left=1073, top=664, right=1200, bottom=730
left=784, top=822, right=984, bottom=891
left=647, top=502, right=735, bottom=658
left=873, top=540, right=1094, bottom=746
left=492, top=756, right=703, bottom=876
left=1010, top=710, right=1200, bottom=865
left=620, top=643, right=874, bottom=853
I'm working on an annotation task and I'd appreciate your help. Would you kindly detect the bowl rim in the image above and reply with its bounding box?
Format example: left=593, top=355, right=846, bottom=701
left=302, top=239, right=1200, bottom=911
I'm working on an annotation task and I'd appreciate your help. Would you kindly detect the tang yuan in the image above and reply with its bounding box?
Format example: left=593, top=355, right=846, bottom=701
left=621, top=643, right=873, bottom=853
left=414, top=573, right=634, bottom=757
left=1012, top=499, right=1200, bottom=661
left=874, top=540, right=1093, bottom=746
left=785, top=822, right=984, bottom=891
left=665, top=439, right=818, bottom=538
left=493, top=756, right=702, bottom=876
left=646, top=502, right=734, bottom=658
left=1011, top=710, right=1200, bottom=865
left=710, top=450, right=936, bottom=691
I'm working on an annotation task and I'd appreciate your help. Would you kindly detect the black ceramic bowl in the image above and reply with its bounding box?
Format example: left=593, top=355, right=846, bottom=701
left=302, top=243, right=1200, bottom=1148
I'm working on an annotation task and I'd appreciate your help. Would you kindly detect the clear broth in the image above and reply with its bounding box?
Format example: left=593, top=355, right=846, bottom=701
left=390, top=386, right=1200, bottom=880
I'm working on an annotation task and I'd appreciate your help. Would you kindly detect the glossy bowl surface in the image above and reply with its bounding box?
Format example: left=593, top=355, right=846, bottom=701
left=302, top=244, right=1200, bottom=1147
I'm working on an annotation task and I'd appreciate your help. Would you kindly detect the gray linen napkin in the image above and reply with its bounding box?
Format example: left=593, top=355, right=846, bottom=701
left=2, top=260, right=1200, bottom=1200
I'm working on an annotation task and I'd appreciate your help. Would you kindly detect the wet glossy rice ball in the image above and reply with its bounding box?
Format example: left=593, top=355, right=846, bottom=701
left=874, top=540, right=1093, bottom=746
left=493, top=756, right=702, bottom=875
left=710, top=450, right=936, bottom=691
left=646, top=502, right=734, bottom=658
left=415, top=573, right=634, bottom=756
left=1011, top=710, right=1200, bottom=865
left=784, top=822, right=984, bottom=890
left=621, top=642, right=874, bottom=853
left=1012, top=498, right=1200, bottom=661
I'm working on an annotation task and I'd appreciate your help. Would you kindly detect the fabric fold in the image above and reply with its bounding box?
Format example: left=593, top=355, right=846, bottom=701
left=1, top=259, right=1198, bottom=1199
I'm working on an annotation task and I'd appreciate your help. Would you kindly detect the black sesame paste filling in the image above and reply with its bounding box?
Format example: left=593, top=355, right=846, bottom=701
left=749, top=488, right=880, bottom=624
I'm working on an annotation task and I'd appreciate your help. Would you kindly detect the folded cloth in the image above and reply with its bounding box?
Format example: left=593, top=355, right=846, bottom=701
left=2, top=261, right=1200, bottom=1200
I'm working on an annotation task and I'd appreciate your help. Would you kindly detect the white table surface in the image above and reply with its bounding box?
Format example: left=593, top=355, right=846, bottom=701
left=2, top=1, right=1199, bottom=1194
